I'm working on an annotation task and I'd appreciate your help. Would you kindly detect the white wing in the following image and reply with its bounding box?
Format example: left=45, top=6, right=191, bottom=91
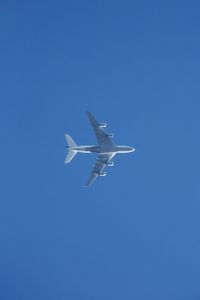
left=86, top=153, right=115, bottom=187
left=87, top=111, right=114, bottom=146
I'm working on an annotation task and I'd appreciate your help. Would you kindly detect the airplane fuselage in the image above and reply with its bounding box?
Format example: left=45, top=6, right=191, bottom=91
left=69, top=145, right=135, bottom=154
left=64, top=111, right=136, bottom=186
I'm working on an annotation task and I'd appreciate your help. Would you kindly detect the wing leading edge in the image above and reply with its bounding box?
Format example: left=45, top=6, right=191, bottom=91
left=86, top=153, right=115, bottom=187
left=86, top=111, right=114, bottom=146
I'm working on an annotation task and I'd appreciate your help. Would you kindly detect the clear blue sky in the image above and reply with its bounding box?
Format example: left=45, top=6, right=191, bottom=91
left=1, top=1, right=200, bottom=299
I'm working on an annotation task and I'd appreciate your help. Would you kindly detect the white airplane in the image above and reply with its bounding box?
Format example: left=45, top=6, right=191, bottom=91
left=64, top=112, right=135, bottom=186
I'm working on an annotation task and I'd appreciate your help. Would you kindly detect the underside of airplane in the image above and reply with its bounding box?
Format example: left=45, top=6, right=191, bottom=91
left=64, top=111, right=135, bottom=186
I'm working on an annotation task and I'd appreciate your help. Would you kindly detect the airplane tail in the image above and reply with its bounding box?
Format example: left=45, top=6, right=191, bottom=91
left=64, top=134, right=77, bottom=164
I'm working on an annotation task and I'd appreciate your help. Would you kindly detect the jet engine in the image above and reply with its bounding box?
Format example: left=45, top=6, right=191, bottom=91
left=98, top=123, right=106, bottom=128
left=99, top=172, right=107, bottom=176
left=107, top=161, right=114, bottom=167
left=106, top=133, right=114, bottom=138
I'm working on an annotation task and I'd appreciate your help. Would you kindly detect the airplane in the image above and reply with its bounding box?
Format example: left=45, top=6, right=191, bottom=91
left=64, top=111, right=135, bottom=187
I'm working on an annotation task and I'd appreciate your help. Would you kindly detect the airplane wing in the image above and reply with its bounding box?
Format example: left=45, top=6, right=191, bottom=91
left=87, top=111, right=114, bottom=146
left=86, top=153, right=115, bottom=187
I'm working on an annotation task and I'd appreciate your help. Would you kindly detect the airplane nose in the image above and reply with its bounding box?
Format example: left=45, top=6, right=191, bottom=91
left=131, top=147, right=135, bottom=152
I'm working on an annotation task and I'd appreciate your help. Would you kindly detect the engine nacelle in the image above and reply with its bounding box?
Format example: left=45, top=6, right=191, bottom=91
left=99, top=123, right=107, bottom=128
left=99, top=172, right=107, bottom=177
left=107, top=161, right=114, bottom=167
left=106, top=133, right=114, bottom=138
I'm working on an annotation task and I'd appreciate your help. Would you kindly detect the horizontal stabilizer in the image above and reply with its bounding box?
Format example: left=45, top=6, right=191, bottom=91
left=64, top=150, right=77, bottom=164
left=64, top=134, right=77, bottom=148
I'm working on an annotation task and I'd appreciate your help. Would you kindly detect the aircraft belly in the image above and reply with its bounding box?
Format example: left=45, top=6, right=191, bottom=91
left=90, top=147, right=115, bottom=153
left=65, top=111, right=135, bottom=187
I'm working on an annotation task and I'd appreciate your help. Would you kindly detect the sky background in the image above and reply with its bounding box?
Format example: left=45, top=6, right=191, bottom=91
left=0, top=1, right=200, bottom=299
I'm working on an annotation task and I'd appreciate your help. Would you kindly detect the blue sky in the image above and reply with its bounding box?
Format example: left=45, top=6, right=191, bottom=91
left=0, top=1, right=200, bottom=299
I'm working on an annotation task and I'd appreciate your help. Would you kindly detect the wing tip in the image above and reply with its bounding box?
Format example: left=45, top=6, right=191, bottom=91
left=86, top=111, right=93, bottom=119
left=85, top=173, right=98, bottom=187
left=85, top=183, right=91, bottom=188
